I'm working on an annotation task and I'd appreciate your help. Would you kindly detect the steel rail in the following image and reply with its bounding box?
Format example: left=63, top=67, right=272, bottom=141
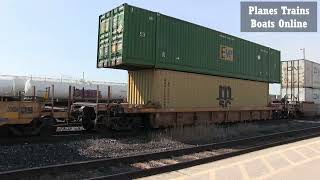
left=94, top=128, right=320, bottom=180
left=0, top=131, right=96, bottom=145
left=1, top=126, right=320, bottom=180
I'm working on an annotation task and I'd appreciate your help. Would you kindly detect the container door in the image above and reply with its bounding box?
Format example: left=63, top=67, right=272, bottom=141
left=97, top=5, right=125, bottom=68
left=110, top=6, right=125, bottom=65
left=97, top=12, right=111, bottom=68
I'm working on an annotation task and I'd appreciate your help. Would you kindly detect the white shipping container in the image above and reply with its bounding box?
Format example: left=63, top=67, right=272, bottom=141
left=281, top=87, right=320, bottom=104
left=313, top=63, right=320, bottom=87
left=282, top=60, right=320, bottom=89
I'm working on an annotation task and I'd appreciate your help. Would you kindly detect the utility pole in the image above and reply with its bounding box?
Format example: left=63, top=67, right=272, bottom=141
left=300, top=48, right=305, bottom=60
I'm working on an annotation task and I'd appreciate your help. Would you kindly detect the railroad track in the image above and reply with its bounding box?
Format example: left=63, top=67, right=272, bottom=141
left=0, top=129, right=96, bottom=145
left=1, top=126, right=320, bottom=180
left=0, top=119, right=310, bottom=146
left=0, top=128, right=147, bottom=145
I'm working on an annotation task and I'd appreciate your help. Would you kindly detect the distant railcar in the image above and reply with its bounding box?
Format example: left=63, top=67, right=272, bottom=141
left=24, top=79, right=127, bottom=101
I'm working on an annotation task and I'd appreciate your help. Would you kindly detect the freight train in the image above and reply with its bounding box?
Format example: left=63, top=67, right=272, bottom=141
left=0, top=75, right=127, bottom=135
left=0, top=75, right=127, bottom=102
left=1, top=4, right=317, bottom=135
left=73, top=3, right=282, bottom=131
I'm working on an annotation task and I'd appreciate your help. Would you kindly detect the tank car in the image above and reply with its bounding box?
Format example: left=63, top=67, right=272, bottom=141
left=0, top=76, right=26, bottom=97
left=24, top=79, right=127, bottom=102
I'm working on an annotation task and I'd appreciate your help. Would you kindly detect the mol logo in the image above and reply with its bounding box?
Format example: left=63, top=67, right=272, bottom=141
left=220, top=45, right=234, bottom=61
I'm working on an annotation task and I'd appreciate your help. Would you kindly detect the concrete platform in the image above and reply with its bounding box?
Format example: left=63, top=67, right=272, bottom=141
left=138, top=136, right=320, bottom=180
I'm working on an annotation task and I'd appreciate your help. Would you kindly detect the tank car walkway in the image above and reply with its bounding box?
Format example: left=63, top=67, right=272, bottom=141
left=138, top=136, right=320, bottom=180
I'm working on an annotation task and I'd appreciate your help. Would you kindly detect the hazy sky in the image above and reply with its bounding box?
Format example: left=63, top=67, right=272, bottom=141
left=0, top=0, right=319, bottom=94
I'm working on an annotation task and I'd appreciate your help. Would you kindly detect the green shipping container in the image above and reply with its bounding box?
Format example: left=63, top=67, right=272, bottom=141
left=97, top=4, right=281, bottom=83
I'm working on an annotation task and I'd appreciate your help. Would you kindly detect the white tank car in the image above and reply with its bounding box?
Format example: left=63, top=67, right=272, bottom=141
left=0, top=76, right=27, bottom=96
left=24, top=79, right=127, bottom=101
left=13, top=77, right=27, bottom=95
left=0, top=77, right=14, bottom=96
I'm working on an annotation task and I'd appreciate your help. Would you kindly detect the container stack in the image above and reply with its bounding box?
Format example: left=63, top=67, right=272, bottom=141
left=97, top=4, right=281, bottom=109
left=281, top=59, right=320, bottom=103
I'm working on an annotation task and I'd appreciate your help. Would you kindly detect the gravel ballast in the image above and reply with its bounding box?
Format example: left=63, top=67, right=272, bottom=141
left=0, top=135, right=190, bottom=171
left=0, top=119, right=319, bottom=172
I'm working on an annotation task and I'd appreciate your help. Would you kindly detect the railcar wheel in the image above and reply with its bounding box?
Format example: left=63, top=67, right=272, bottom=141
left=39, top=118, right=57, bottom=136
left=81, top=106, right=96, bottom=131
left=82, top=117, right=95, bottom=131
left=271, top=111, right=280, bottom=120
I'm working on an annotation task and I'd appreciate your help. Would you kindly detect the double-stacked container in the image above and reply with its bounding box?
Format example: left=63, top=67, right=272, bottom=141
left=281, top=59, right=320, bottom=103
left=97, top=4, right=281, bottom=109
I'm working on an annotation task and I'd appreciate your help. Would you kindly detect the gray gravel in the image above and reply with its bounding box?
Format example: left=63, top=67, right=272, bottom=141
left=1, top=119, right=320, bottom=172
left=0, top=135, right=190, bottom=171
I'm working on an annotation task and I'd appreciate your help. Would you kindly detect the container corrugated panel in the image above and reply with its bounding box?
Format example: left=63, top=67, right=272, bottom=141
left=281, top=60, right=320, bottom=88
left=98, top=4, right=280, bottom=83
left=128, top=70, right=154, bottom=105
left=281, top=87, right=320, bottom=103
left=128, top=69, right=269, bottom=108
left=97, top=4, right=156, bottom=69
left=155, top=14, right=274, bottom=82
left=299, top=103, right=320, bottom=117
